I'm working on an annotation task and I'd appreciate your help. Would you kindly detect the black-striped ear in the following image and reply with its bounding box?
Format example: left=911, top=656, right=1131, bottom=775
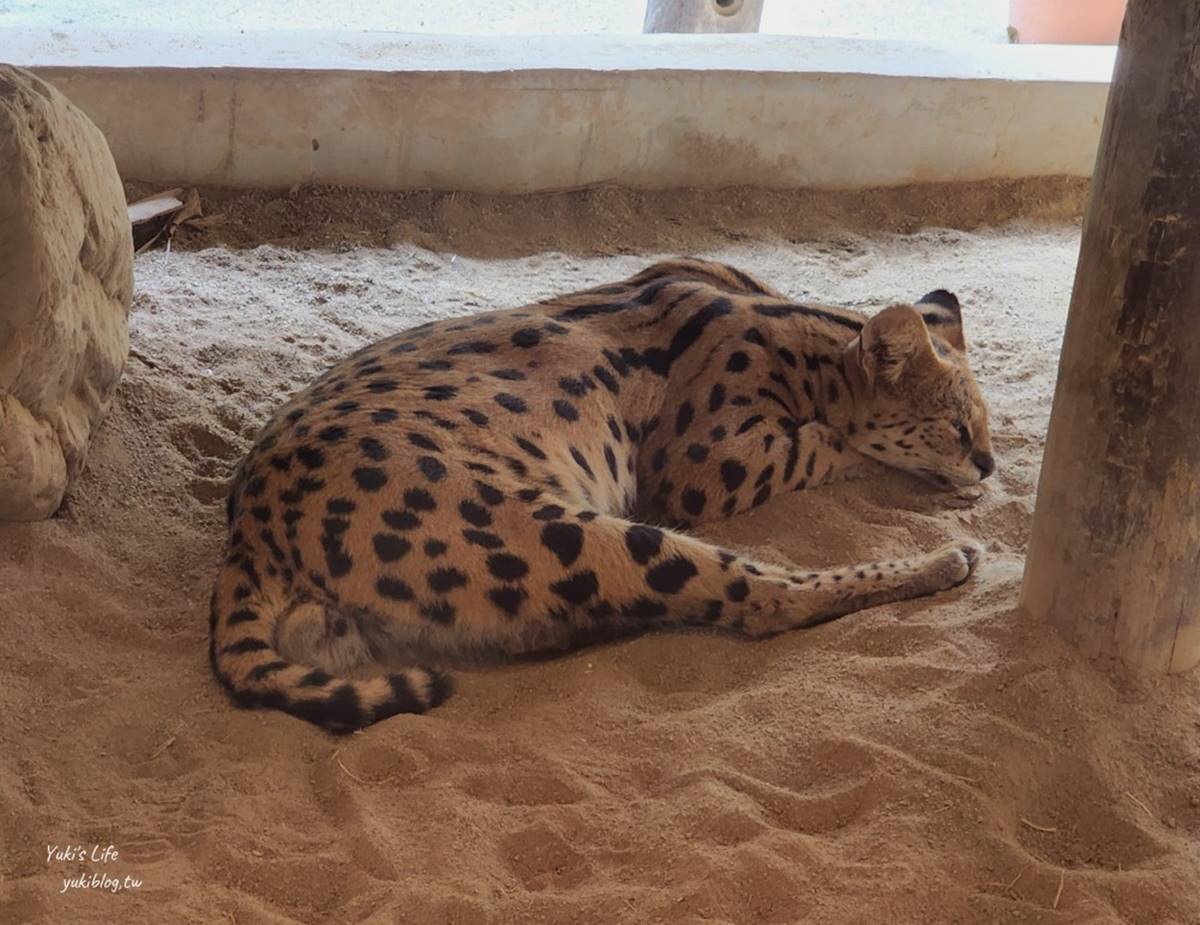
left=916, top=289, right=964, bottom=350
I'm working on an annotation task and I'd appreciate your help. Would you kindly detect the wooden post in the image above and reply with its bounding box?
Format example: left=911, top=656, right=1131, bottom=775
left=1020, top=0, right=1200, bottom=673
left=643, top=0, right=764, bottom=33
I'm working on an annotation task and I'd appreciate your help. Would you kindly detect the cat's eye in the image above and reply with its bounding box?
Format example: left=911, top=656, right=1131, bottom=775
left=956, top=422, right=972, bottom=448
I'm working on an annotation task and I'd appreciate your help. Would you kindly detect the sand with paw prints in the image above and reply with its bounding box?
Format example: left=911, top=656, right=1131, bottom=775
left=1, top=180, right=1198, bottom=924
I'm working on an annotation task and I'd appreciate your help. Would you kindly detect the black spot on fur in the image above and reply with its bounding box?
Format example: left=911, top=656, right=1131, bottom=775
left=603, top=349, right=631, bottom=378
left=725, top=351, right=750, bottom=373
left=383, top=509, right=421, bottom=531
left=354, top=467, right=388, bottom=491
left=593, top=365, right=620, bottom=394
left=427, top=567, right=469, bottom=593
left=463, top=529, right=505, bottom=549
left=296, top=446, right=325, bottom=469
left=424, top=539, right=449, bottom=558
left=414, top=456, right=445, bottom=483
left=321, top=516, right=350, bottom=536
left=550, top=571, right=599, bottom=605
left=624, top=598, right=667, bottom=621
left=474, top=481, right=505, bottom=506
left=248, top=661, right=289, bottom=682
left=604, top=445, right=620, bottom=480
left=511, top=328, right=541, bottom=348
left=494, top=393, right=528, bottom=414
left=675, top=401, right=695, bottom=436
left=408, top=433, right=441, bottom=452
left=321, top=531, right=353, bottom=578
left=646, top=556, right=698, bottom=594
left=502, top=456, right=528, bottom=477
left=404, top=488, right=437, bottom=512
left=487, top=553, right=530, bottom=581
left=222, top=638, right=271, bottom=655
left=448, top=340, right=496, bottom=356
left=533, top=504, right=565, bottom=521
left=420, top=601, right=457, bottom=624
left=515, top=436, right=547, bottom=460
left=558, top=376, right=587, bottom=397
left=686, top=444, right=709, bottom=463
left=423, top=384, right=458, bottom=401
left=459, top=500, right=493, bottom=528
left=725, top=578, right=750, bottom=602
left=488, top=586, right=528, bottom=616
left=553, top=399, right=580, bottom=422
left=376, top=577, right=414, bottom=601
left=570, top=448, right=595, bottom=481
left=541, top=522, right=584, bottom=567
left=373, top=533, right=411, bottom=562
left=360, top=437, right=390, bottom=461
left=736, top=415, right=764, bottom=436
left=720, top=460, right=747, bottom=491
left=372, top=409, right=399, bottom=424
left=682, top=488, right=707, bottom=517
left=625, top=525, right=664, bottom=565
left=318, top=426, right=347, bottom=443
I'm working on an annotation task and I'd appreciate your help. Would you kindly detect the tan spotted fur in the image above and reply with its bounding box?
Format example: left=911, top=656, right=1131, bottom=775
left=210, top=259, right=993, bottom=731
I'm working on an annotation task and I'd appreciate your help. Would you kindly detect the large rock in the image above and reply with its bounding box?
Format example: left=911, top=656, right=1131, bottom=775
left=0, top=66, right=132, bottom=520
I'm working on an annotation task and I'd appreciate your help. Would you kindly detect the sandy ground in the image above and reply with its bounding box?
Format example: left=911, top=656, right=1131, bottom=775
left=2, top=182, right=1199, bottom=924
left=0, top=0, right=1011, bottom=43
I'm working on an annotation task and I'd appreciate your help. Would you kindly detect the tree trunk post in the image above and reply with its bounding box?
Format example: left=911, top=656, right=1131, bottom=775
left=1020, top=0, right=1200, bottom=673
left=643, top=0, right=764, bottom=33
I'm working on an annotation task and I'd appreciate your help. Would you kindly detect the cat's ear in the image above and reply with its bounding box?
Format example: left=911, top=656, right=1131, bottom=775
left=855, top=304, right=944, bottom=389
left=916, top=289, right=965, bottom=351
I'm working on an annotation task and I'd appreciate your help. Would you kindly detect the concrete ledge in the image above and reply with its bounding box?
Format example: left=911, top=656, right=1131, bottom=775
left=5, top=28, right=1115, bottom=193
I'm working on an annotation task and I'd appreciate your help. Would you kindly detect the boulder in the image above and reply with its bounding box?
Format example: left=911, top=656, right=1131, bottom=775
left=0, top=66, right=133, bottom=520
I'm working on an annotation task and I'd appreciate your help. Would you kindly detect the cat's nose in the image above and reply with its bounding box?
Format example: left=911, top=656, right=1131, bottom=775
left=972, top=450, right=995, bottom=480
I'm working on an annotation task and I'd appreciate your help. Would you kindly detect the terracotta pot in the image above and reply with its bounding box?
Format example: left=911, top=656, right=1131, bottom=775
left=1009, top=0, right=1126, bottom=44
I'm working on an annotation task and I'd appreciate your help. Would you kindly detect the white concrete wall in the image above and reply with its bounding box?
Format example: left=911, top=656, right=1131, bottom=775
left=4, top=29, right=1115, bottom=193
